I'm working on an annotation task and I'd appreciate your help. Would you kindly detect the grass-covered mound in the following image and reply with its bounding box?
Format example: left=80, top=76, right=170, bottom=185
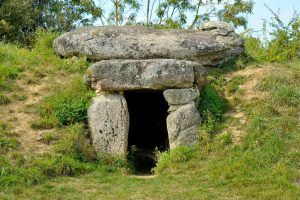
left=0, top=29, right=300, bottom=199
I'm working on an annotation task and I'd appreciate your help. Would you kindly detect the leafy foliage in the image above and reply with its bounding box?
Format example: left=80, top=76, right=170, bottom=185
left=155, top=0, right=253, bottom=29
left=243, top=6, right=300, bottom=63
left=198, top=83, right=227, bottom=121
left=107, top=0, right=141, bottom=26
left=0, top=0, right=102, bottom=45
left=37, top=78, right=94, bottom=127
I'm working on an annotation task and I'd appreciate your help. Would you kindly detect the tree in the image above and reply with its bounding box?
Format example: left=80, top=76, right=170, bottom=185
left=0, top=0, right=102, bottom=45
left=107, top=0, right=141, bottom=26
left=152, top=0, right=253, bottom=29
left=156, top=0, right=193, bottom=29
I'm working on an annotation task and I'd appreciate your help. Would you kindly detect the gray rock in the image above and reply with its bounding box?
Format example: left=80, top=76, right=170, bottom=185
left=200, top=21, right=234, bottom=32
left=87, top=93, right=129, bottom=156
left=84, top=59, right=200, bottom=91
left=168, top=104, right=185, bottom=113
left=167, top=102, right=201, bottom=148
left=163, top=88, right=200, bottom=105
left=193, top=64, right=207, bottom=90
left=169, top=125, right=199, bottom=149
left=53, top=23, right=244, bottom=67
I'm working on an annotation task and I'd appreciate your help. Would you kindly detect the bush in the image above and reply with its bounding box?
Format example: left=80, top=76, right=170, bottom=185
left=37, top=77, right=94, bottom=127
left=54, top=98, right=89, bottom=126
left=243, top=8, right=300, bottom=63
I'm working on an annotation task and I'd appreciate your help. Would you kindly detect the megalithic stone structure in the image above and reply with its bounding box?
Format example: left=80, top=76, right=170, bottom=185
left=53, top=21, right=244, bottom=156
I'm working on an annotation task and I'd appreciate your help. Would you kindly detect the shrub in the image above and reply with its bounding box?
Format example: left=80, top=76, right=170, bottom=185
left=37, top=77, right=94, bottom=127
left=243, top=8, right=300, bottom=63
left=54, top=98, right=89, bottom=126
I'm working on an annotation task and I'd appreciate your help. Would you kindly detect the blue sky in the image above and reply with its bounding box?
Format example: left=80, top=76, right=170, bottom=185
left=96, top=0, right=300, bottom=33
left=248, top=0, right=300, bottom=31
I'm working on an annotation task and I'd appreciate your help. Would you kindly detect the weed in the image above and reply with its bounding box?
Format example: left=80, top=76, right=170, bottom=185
left=37, top=78, right=94, bottom=127
left=198, top=83, right=227, bottom=121
left=0, top=121, right=9, bottom=133
left=41, top=132, right=60, bottom=145
left=11, top=93, right=27, bottom=101
left=31, top=117, right=56, bottom=130
left=52, top=124, right=97, bottom=162
left=197, top=83, right=228, bottom=135
left=155, top=146, right=195, bottom=173
left=0, top=93, right=11, bottom=105
left=34, top=154, right=95, bottom=177
left=274, top=85, right=300, bottom=106
left=227, top=76, right=246, bottom=93
left=0, top=137, right=19, bottom=152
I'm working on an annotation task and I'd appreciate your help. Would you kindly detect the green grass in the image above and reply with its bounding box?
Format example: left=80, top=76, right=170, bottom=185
left=227, top=76, right=247, bottom=93
left=35, top=77, right=94, bottom=127
left=1, top=62, right=298, bottom=199
left=1, top=30, right=300, bottom=199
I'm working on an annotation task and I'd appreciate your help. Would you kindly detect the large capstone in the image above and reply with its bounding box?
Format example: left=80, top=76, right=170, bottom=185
left=87, top=93, right=129, bottom=156
left=166, top=102, right=201, bottom=149
left=84, top=59, right=205, bottom=91
left=53, top=22, right=244, bottom=67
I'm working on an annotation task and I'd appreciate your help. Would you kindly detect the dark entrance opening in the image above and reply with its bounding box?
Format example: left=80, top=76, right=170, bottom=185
left=125, top=90, right=169, bottom=174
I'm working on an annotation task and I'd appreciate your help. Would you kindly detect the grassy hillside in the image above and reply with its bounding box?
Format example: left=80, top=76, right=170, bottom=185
left=0, top=31, right=300, bottom=199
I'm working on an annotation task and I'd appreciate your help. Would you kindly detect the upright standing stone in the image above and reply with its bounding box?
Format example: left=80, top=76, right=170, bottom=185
left=166, top=102, right=201, bottom=149
left=87, top=93, right=129, bottom=156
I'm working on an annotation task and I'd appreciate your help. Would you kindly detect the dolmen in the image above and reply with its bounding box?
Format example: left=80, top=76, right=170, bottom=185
left=53, top=21, right=244, bottom=156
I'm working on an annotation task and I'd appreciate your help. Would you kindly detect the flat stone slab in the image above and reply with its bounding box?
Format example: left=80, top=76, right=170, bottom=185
left=84, top=59, right=204, bottom=91
left=163, top=88, right=200, bottom=105
left=53, top=22, right=244, bottom=67
left=87, top=93, right=129, bottom=156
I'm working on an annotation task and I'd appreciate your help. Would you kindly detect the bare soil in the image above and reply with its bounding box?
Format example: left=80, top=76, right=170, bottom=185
left=224, top=65, right=274, bottom=143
